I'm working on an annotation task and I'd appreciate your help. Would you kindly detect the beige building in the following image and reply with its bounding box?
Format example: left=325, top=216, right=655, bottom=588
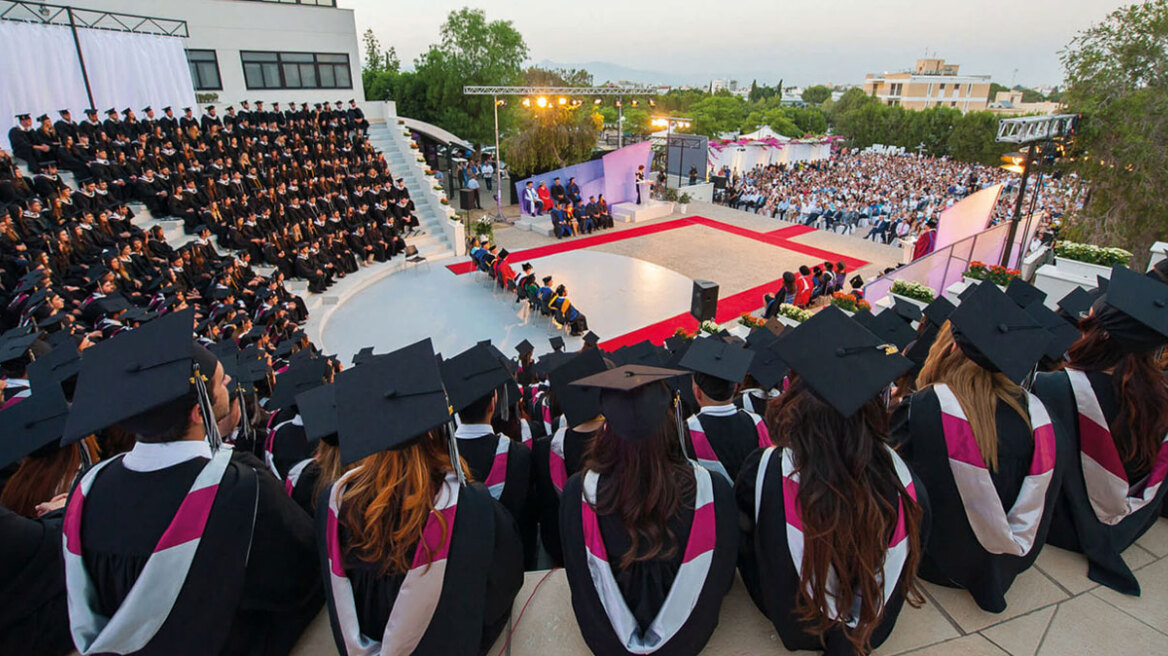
left=863, top=59, right=992, bottom=112
left=988, top=90, right=1063, bottom=116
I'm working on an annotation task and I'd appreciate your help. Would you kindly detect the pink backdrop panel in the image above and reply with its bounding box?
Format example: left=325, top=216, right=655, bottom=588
left=935, top=184, right=1003, bottom=251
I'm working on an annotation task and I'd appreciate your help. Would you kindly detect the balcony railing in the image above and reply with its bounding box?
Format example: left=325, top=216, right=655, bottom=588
left=0, top=0, right=189, bottom=37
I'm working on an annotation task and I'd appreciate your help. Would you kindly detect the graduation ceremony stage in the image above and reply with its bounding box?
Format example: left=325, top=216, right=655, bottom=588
left=312, top=201, right=902, bottom=361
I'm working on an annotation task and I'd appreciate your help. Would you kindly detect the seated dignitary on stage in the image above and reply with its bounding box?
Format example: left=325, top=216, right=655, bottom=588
left=441, top=343, right=535, bottom=562
left=678, top=336, right=770, bottom=483
left=1032, top=266, right=1168, bottom=595
left=319, top=339, right=523, bottom=655
left=533, top=348, right=608, bottom=565
left=894, top=282, right=1064, bottom=612
left=560, top=364, right=738, bottom=656
left=59, top=309, right=322, bottom=656
left=737, top=307, right=929, bottom=656
left=0, top=384, right=74, bottom=656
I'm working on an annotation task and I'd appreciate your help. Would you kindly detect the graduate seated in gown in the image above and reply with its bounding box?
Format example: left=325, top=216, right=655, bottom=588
left=319, top=340, right=523, bottom=656
left=559, top=364, right=738, bottom=656
left=533, top=349, right=608, bottom=565
left=677, top=336, right=771, bottom=484
left=736, top=308, right=930, bottom=656
left=59, top=309, right=323, bottom=656
left=441, top=344, right=535, bottom=565
left=894, top=283, right=1066, bottom=612
left=550, top=285, right=588, bottom=336
left=1032, top=266, right=1168, bottom=596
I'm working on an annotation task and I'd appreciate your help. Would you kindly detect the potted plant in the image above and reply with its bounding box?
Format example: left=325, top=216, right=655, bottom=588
left=677, top=192, right=692, bottom=214
left=471, top=215, right=493, bottom=241
left=829, top=292, right=870, bottom=315
left=889, top=280, right=935, bottom=308
left=776, top=303, right=812, bottom=327
left=699, top=319, right=725, bottom=336
left=964, top=261, right=1021, bottom=289
left=739, top=312, right=765, bottom=329
left=674, top=327, right=697, bottom=341
left=1053, top=241, right=1131, bottom=278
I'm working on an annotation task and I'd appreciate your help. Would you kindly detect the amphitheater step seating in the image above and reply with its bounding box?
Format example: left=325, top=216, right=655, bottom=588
left=611, top=200, right=675, bottom=223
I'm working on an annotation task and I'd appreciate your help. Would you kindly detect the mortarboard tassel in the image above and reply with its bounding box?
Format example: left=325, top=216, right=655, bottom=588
left=192, top=362, right=223, bottom=452
left=445, top=419, right=467, bottom=486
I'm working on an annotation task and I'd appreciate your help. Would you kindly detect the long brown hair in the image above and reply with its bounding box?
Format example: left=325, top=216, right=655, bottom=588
left=1063, top=316, right=1168, bottom=475
left=311, top=441, right=348, bottom=511
left=0, top=444, right=81, bottom=518
left=583, top=400, right=695, bottom=570
left=916, top=322, right=1031, bottom=471
left=339, top=432, right=467, bottom=576
left=765, top=379, right=924, bottom=654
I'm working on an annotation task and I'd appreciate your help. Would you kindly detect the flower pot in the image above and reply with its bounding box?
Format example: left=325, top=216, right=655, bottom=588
left=962, top=276, right=1006, bottom=292
left=831, top=307, right=855, bottom=317
left=1053, top=257, right=1113, bottom=281
left=778, top=316, right=803, bottom=328
left=676, top=204, right=688, bottom=215
left=889, top=292, right=931, bottom=311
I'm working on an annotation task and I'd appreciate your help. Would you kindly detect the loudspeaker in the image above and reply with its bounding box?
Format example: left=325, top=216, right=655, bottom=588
left=459, top=188, right=476, bottom=209
left=691, top=280, right=719, bottom=322
left=710, top=175, right=728, bottom=190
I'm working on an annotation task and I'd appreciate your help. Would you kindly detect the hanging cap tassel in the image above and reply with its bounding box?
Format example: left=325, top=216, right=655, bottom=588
left=500, top=385, right=510, bottom=421
left=446, top=419, right=467, bottom=486
left=673, top=391, right=687, bottom=456
left=192, top=363, right=223, bottom=452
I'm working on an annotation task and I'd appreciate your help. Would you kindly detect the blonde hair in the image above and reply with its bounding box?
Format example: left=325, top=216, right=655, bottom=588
left=916, top=323, right=1030, bottom=470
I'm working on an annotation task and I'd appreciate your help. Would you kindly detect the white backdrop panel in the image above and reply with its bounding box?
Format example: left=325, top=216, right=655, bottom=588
left=0, top=21, right=89, bottom=150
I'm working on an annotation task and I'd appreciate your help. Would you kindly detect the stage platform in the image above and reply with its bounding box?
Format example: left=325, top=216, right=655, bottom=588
left=313, top=202, right=903, bottom=361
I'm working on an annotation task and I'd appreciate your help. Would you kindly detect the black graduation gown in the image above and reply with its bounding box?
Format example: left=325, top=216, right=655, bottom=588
left=893, top=388, right=1063, bottom=612
left=735, top=448, right=932, bottom=655
left=457, top=432, right=535, bottom=563
left=1032, top=370, right=1168, bottom=595
left=559, top=470, right=738, bottom=656
left=289, top=459, right=322, bottom=517
left=318, top=481, right=523, bottom=656
left=683, top=407, right=764, bottom=483
left=0, top=506, right=72, bottom=656
left=532, top=427, right=597, bottom=565
left=78, top=450, right=323, bottom=655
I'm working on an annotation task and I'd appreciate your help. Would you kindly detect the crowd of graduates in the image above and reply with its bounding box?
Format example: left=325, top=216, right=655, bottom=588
left=4, top=100, right=421, bottom=297
left=465, top=239, right=589, bottom=336
left=2, top=248, right=1167, bottom=656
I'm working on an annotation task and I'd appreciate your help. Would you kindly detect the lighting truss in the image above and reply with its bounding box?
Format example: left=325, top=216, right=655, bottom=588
left=995, top=114, right=1079, bottom=144
left=0, top=0, right=189, bottom=37
left=463, top=86, right=658, bottom=96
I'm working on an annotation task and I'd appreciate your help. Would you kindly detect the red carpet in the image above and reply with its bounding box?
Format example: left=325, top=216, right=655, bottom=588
left=448, top=214, right=869, bottom=350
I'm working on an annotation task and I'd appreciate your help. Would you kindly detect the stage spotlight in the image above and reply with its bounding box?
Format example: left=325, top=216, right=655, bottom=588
left=558, top=97, right=568, bottom=106
left=522, top=97, right=531, bottom=107
left=631, top=100, right=639, bottom=107
left=536, top=96, right=548, bottom=108
left=615, top=100, right=622, bottom=108
left=593, top=98, right=602, bottom=105
left=648, top=99, right=656, bottom=107
left=571, top=99, right=583, bottom=107
left=496, top=99, right=507, bottom=107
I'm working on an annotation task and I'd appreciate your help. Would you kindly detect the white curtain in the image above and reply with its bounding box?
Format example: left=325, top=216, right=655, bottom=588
left=1, top=21, right=195, bottom=151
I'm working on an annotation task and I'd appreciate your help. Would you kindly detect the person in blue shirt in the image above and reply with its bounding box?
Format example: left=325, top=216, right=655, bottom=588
left=549, top=284, right=588, bottom=335
left=537, top=276, right=555, bottom=306
left=551, top=202, right=573, bottom=239
left=566, top=177, right=582, bottom=205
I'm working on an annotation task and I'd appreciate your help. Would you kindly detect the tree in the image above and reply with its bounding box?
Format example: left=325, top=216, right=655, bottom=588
left=362, top=29, right=383, bottom=73
left=801, top=85, right=832, bottom=105
left=411, top=7, right=528, bottom=144
left=524, top=66, right=592, bottom=87
left=502, top=105, right=602, bottom=177
left=1058, top=0, right=1168, bottom=267
left=690, top=95, right=748, bottom=137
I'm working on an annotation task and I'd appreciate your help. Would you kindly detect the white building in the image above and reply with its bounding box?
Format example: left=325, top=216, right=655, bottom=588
left=83, top=0, right=369, bottom=113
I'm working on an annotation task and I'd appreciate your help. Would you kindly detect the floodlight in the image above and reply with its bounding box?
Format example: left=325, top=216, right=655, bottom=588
left=558, top=97, right=568, bottom=106
left=522, top=97, right=531, bottom=107
left=536, top=96, right=548, bottom=108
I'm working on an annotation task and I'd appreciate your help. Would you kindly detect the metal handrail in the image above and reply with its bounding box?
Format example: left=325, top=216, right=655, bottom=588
left=0, top=0, right=189, bottom=37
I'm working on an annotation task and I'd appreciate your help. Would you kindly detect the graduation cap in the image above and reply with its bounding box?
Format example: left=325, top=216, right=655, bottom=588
left=63, top=309, right=220, bottom=443
left=27, top=341, right=81, bottom=392
left=105, top=108, right=117, bottom=116
left=58, top=109, right=71, bottom=116
left=85, top=108, right=97, bottom=115
left=94, top=295, right=130, bottom=316
left=266, top=356, right=328, bottom=411
left=0, top=330, right=43, bottom=365
left=948, top=282, right=1049, bottom=383
left=958, top=283, right=979, bottom=302
left=664, top=336, right=689, bottom=353
left=440, top=344, right=512, bottom=414
left=774, top=306, right=912, bottom=417
left=1095, top=265, right=1168, bottom=350
left=122, top=306, right=157, bottom=324
left=36, top=114, right=49, bottom=122
left=549, top=336, right=565, bottom=352
left=922, top=296, right=956, bottom=328
left=613, top=340, right=664, bottom=368
left=162, top=106, right=172, bottom=112
left=571, top=365, right=685, bottom=442
left=351, top=346, right=378, bottom=365
left=515, top=339, right=534, bottom=357
left=866, top=310, right=918, bottom=351
left=182, top=107, right=192, bottom=113
left=680, top=336, right=754, bottom=384
left=0, top=382, right=71, bottom=469
left=14, top=113, right=31, bottom=121
left=37, top=313, right=72, bottom=331
left=582, top=331, right=600, bottom=347
left=548, top=349, right=608, bottom=425
left=142, top=106, right=152, bottom=113
left=1025, top=301, right=1082, bottom=362
left=1005, top=278, right=1047, bottom=309
left=852, top=308, right=875, bottom=328
left=533, top=351, right=572, bottom=378
left=204, top=105, right=215, bottom=111
left=333, top=339, right=451, bottom=465
left=890, top=297, right=923, bottom=324
left=296, top=383, right=338, bottom=445
left=1056, top=286, right=1094, bottom=325
left=746, top=340, right=790, bottom=390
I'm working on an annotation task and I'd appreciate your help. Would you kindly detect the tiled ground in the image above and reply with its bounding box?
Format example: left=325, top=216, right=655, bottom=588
left=287, top=519, right=1168, bottom=655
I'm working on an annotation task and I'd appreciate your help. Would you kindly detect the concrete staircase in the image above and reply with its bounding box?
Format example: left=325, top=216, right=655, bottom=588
left=365, top=121, right=455, bottom=261
left=612, top=200, right=674, bottom=224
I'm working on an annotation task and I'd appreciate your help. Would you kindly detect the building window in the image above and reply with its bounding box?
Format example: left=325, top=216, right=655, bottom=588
left=240, top=51, right=352, bottom=90
left=187, top=50, right=222, bottom=91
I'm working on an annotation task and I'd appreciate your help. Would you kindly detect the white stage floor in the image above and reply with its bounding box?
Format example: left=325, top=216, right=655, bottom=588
left=320, top=250, right=694, bottom=360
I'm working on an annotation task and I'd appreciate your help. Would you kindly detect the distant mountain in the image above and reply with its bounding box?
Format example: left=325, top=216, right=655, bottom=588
left=533, top=59, right=713, bottom=87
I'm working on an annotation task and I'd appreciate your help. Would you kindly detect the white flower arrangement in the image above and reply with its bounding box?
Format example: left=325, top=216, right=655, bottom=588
left=699, top=320, right=722, bottom=335
left=1054, top=241, right=1132, bottom=267
left=777, top=304, right=812, bottom=323
left=890, top=280, right=936, bottom=303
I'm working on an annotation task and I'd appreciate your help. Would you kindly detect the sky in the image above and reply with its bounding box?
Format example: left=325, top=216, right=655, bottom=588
left=337, top=0, right=1131, bottom=88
